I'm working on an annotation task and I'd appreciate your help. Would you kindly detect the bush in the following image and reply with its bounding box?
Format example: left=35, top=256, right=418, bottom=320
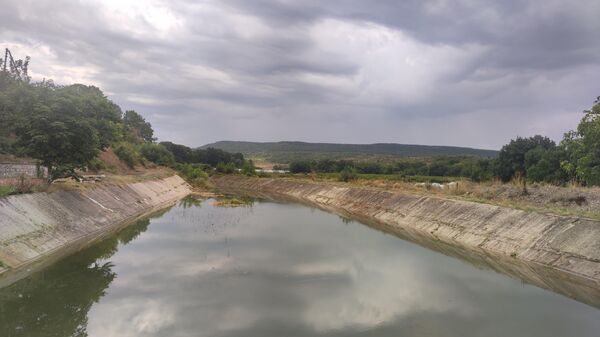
left=338, top=167, right=358, bottom=182
left=289, top=160, right=313, bottom=173
left=0, top=185, right=16, bottom=198
left=177, top=163, right=209, bottom=187
left=241, top=161, right=256, bottom=176
left=114, top=142, right=141, bottom=168
left=87, top=157, right=107, bottom=171
left=139, top=143, right=175, bottom=167
left=216, top=162, right=236, bottom=174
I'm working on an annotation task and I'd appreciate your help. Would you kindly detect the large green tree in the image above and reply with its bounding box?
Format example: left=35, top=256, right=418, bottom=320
left=496, top=135, right=555, bottom=192
left=0, top=72, right=35, bottom=153
left=123, top=110, right=154, bottom=143
left=59, top=84, right=123, bottom=149
left=560, top=97, right=600, bottom=185
left=524, top=146, right=568, bottom=184
left=14, top=82, right=101, bottom=179
left=160, top=141, right=193, bottom=163
left=139, top=143, right=175, bottom=166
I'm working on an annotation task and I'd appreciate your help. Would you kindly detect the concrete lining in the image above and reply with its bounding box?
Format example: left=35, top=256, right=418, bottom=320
left=0, top=175, right=191, bottom=282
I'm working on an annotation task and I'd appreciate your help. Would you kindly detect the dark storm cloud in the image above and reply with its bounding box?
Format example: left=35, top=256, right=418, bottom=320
left=1, top=0, right=599, bottom=148
left=226, top=0, right=600, bottom=80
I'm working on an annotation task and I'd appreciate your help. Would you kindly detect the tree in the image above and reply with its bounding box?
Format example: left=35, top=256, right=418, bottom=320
left=241, top=160, right=256, bottom=176
left=216, top=161, right=236, bottom=174
left=160, top=141, right=193, bottom=163
left=525, top=147, right=568, bottom=184
left=139, top=143, right=175, bottom=166
left=15, top=99, right=100, bottom=180
left=1, top=48, right=30, bottom=82
left=289, top=160, right=313, bottom=174
left=560, top=97, right=600, bottom=185
left=59, top=84, right=122, bottom=149
left=192, top=147, right=244, bottom=167
left=123, top=110, right=154, bottom=143
left=0, top=72, right=34, bottom=153
left=496, top=135, right=555, bottom=193
left=1, top=69, right=124, bottom=177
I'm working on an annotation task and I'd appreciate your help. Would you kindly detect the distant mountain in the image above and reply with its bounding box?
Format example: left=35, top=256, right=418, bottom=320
left=201, top=141, right=498, bottom=163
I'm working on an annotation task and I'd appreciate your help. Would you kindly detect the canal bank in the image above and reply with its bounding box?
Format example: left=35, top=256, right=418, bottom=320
left=0, top=175, right=191, bottom=284
left=213, top=176, right=600, bottom=284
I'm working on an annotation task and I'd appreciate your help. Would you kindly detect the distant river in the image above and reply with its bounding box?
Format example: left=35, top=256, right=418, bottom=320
left=0, top=198, right=599, bottom=337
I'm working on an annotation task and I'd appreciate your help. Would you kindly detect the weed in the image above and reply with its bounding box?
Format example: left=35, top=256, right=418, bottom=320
left=0, top=185, right=16, bottom=198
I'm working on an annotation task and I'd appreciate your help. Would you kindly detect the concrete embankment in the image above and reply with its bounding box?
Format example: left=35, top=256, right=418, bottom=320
left=213, top=176, right=600, bottom=284
left=0, top=175, right=190, bottom=281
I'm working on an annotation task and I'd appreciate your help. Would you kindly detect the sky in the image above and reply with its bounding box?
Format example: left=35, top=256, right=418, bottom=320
left=1, top=0, right=599, bottom=150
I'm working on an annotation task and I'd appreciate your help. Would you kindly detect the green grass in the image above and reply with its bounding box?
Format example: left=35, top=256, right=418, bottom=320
left=0, top=259, right=7, bottom=269
left=212, top=197, right=254, bottom=207
left=0, top=185, right=16, bottom=198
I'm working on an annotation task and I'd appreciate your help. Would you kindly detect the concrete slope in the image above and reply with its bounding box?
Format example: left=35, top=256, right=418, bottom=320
left=213, top=176, right=600, bottom=282
left=0, top=175, right=190, bottom=278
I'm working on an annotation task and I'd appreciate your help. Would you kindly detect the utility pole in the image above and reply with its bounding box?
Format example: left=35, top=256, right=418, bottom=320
left=1, top=48, right=30, bottom=80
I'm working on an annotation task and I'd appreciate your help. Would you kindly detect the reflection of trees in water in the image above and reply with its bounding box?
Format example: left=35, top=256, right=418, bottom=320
left=0, top=216, right=153, bottom=337
left=179, top=195, right=203, bottom=209
left=338, top=215, right=354, bottom=224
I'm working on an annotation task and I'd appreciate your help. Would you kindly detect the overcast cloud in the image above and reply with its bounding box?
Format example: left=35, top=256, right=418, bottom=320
left=2, top=0, right=599, bottom=149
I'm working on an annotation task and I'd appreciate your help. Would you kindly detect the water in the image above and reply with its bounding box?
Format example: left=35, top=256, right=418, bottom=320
left=0, top=198, right=599, bottom=337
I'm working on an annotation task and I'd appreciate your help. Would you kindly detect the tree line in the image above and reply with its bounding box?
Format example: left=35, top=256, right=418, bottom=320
left=0, top=52, right=249, bottom=181
left=2, top=51, right=599, bottom=190
left=287, top=156, right=493, bottom=181
left=287, top=96, right=600, bottom=191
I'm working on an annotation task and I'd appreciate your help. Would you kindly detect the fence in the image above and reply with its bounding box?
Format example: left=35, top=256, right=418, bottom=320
left=0, top=164, right=47, bottom=178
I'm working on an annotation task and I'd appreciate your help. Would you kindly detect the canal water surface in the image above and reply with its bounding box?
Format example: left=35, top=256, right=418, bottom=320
left=1, top=198, right=599, bottom=336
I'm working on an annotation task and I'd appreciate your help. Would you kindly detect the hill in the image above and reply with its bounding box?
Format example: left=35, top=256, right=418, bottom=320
left=201, top=141, right=498, bottom=163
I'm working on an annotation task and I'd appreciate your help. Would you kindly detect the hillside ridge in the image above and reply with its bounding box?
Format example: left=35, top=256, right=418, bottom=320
left=201, top=140, right=498, bottom=162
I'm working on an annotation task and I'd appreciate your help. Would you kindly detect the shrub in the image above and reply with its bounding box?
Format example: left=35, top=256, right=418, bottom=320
left=177, top=163, right=209, bottom=187
left=87, top=157, right=107, bottom=171
left=139, top=143, right=175, bottom=167
left=114, top=142, right=141, bottom=168
left=338, top=167, right=358, bottom=182
left=241, top=161, right=256, bottom=176
left=0, top=185, right=15, bottom=198
left=216, top=162, right=236, bottom=174
left=289, top=160, right=313, bottom=173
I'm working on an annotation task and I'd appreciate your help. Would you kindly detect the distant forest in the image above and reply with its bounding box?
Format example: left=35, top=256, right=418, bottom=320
left=202, top=141, right=498, bottom=163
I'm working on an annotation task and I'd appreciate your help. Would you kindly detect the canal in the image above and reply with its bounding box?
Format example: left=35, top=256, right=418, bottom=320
left=0, top=197, right=599, bottom=336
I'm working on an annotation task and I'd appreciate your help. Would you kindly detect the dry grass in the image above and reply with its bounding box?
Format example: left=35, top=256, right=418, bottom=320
left=281, top=175, right=600, bottom=220
left=1, top=148, right=178, bottom=197
left=0, top=177, right=49, bottom=196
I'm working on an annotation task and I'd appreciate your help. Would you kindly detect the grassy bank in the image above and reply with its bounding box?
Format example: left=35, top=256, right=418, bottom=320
left=252, top=172, right=600, bottom=221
